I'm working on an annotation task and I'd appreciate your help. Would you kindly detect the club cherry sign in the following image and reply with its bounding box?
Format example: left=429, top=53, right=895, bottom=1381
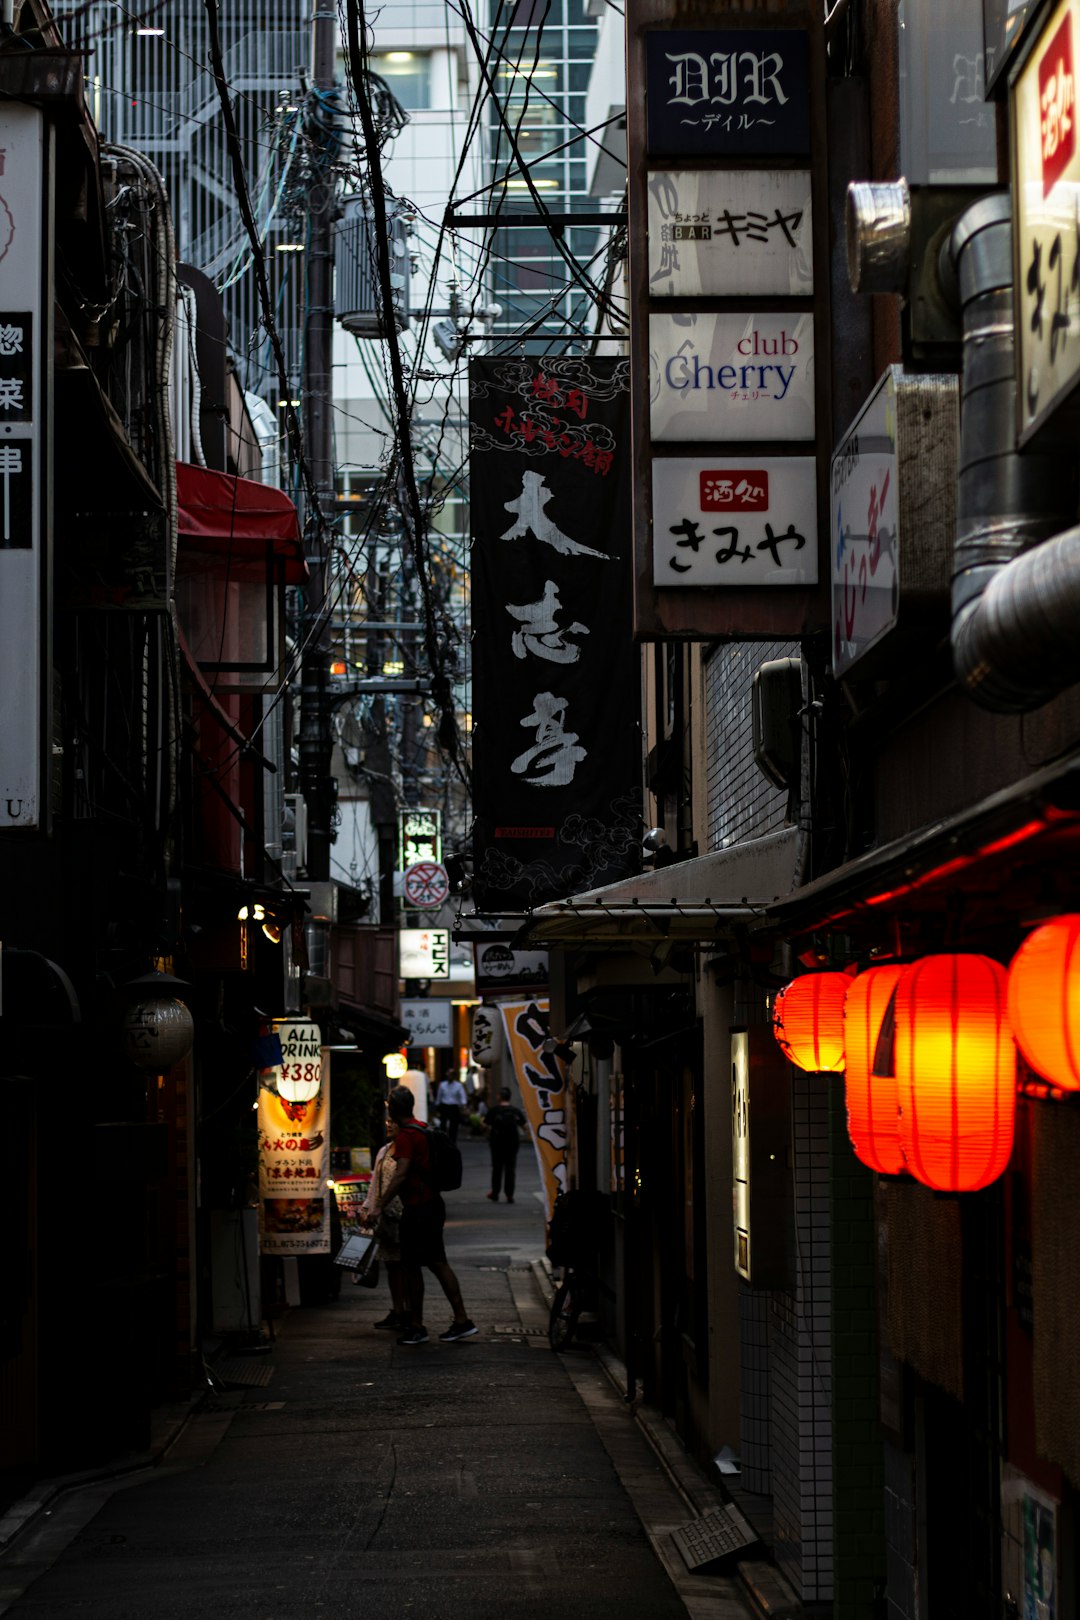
left=1013, top=0, right=1080, bottom=441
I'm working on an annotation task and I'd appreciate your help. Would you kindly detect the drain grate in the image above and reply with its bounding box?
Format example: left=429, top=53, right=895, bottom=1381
left=220, top=1358, right=275, bottom=1388
left=491, top=1324, right=548, bottom=1337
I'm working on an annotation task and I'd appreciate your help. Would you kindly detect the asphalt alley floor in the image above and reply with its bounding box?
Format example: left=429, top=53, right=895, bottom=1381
left=0, top=1137, right=754, bottom=1620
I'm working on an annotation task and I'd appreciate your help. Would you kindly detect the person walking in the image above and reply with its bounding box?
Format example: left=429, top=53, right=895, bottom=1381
left=485, top=1086, right=526, bottom=1204
left=358, top=1120, right=407, bottom=1331
left=434, top=1071, right=468, bottom=1144
left=371, top=1084, right=477, bottom=1346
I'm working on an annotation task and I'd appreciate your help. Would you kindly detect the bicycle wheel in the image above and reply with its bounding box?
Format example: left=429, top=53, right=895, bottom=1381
left=548, top=1279, right=581, bottom=1351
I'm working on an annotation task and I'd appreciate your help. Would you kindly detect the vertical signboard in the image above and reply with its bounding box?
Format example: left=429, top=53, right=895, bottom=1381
left=258, top=1018, right=330, bottom=1255
left=470, top=358, right=641, bottom=912
left=499, top=999, right=568, bottom=1221
left=627, top=6, right=829, bottom=640
left=1013, top=0, right=1080, bottom=442
left=0, top=106, right=48, bottom=830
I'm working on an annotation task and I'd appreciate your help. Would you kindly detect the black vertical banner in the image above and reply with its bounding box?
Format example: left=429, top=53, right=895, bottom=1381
left=470, top=357, right=641, bottom=913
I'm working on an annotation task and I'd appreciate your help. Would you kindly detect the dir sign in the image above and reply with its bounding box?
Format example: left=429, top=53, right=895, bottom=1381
left=645, top=30, right=810, bottom=157
left=649, top=312, right=815, bottom=442
left=647, top=170, right=813, bottom=298
left=652, top=457, right=817, bottom=587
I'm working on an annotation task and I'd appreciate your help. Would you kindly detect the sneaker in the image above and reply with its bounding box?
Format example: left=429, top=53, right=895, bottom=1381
left=438, top=1319, right=479, bottom=1342
left=485, top=1191, right=498, bottom=1200
left=373, top=1313, right=404, bottom=1330
left=505, top=1196, right=514, bottom=1204
left=396, top=1326, right=429, bottom=1345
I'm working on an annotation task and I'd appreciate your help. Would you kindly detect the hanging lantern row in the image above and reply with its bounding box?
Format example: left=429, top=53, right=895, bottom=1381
left=770, top=918, right=1080, bottom=1192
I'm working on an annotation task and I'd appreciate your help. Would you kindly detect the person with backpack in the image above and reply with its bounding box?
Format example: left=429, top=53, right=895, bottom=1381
left=484, top=1086, right=526, bottom=1204
left=370, top=1083, right=476, bottom=1346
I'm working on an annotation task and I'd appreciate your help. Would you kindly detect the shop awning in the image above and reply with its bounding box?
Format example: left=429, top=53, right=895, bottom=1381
left=176, top=462, right=306, bottom=584
left=516, top=827, right=800, bottom=948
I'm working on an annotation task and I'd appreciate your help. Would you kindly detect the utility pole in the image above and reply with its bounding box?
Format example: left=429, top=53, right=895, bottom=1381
left=298, top=0, right=339, bottom=882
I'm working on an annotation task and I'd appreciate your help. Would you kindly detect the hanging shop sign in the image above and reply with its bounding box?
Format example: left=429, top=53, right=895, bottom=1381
left=473, top=939, right=549, bottom=997
left=402, top=860, right=450, bottom=909
left=830, top=366, right=957, bottom=679
left=731, top=1027, right=791, bottom=1289
left=830, top=373, right=899, bottom=672
left=899, top=0, right=997, bottom=181
left=469, top=358, right=641, bottom=913
left=499, top=999, right=568, bottom=1221
left=399, top=806, right=441, bottom=869
left=258, top=1019, right=330, bottom=1256
left=652, top=456, right=817, bottom=588
left=647, top=170, right=813, bottom=299
left=1013, top=0, right=1080, bottom=442
left=645, top=30, right=810, bottom=158
left=400, top=997, right=453, bottom=1048
left=0, top=105, right=48, bottom=831
left=399, top=927, right=450, bottom=980
left=649, top=312, right=815, bottom=443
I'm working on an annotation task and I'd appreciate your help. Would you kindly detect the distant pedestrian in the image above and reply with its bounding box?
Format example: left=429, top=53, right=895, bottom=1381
left=371, top=1084, right=477, bottom=1346
left=435, top=1072, right=468, bottom=1144
left=485, top=1087, right=526, bottom=1204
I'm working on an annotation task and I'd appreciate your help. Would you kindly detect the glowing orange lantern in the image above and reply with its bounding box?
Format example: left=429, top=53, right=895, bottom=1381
left=843, top=965, right=905, bottom=1174
left=894, top=954, right=1015, bottom=1192
left=772, top=972, right=849, bottom=1073
left=1006, top=914, right=1080, bottom=1091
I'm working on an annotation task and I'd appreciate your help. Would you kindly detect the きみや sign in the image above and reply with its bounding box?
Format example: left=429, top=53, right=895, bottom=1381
left=1013, top=0, right=1080, bottom=440
left=647, top=169, right=813, bottom=298
left=652, top=457, right=818, bottom=587
left=645, top=30, right=810, bottom=157
left=649, top=312, right=815, bottom=442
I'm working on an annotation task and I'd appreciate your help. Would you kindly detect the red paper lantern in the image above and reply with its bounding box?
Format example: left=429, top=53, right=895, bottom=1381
left=1006, top=914, right=1080, bottom=1091
left=843, top=965, right=905, bottom=1174
left=894, top=954, right=1015, bottom=1192
left=772, top=972, right=849, bottom=1073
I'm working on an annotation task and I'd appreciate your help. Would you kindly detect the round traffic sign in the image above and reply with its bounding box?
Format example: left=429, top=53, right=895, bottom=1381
left=403, top=860, right=450, bottom=909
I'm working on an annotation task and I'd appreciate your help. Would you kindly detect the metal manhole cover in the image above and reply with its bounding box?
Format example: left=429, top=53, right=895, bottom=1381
left=221, top=1358, right=275, bottom=1388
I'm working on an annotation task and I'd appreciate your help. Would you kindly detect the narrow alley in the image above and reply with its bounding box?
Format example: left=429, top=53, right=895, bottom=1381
left=0, top=1143, right=756, bottom=1620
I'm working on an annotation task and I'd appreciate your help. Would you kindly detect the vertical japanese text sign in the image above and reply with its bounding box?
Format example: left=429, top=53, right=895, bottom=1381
left=499, top=1000, right=569, bottom=1222
left=0, top=105, right=50, bottom=830
left=469, top=359, right=641, bottom=912
left=258, top=1019, right=331, bottom=1256
left=1013, top=0, right=1080, bottom=441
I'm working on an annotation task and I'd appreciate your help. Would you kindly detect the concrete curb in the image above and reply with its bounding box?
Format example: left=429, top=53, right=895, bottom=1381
left=0, top=1394, right=205, bottom=1554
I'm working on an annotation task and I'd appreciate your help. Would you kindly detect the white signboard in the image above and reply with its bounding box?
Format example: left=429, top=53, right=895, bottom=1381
left=732, top=1031, right=751, bottom=1281
left=652, top=457, right=818, bottom=587
left=1013, top=0, right=1080, bottom=440
left=401, top=998, right=454, bottom=1047
left=647, top=170, right=813, bottom=298
left=649, top=312, right=815, bottom=442
left=0, top=106, right=45, bottom=830
left=830, top=373, right=899, bottom=676
left=399, top=927, right=450, bottom=980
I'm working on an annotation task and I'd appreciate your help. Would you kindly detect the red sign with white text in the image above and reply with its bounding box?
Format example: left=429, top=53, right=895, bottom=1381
left=699, top=469, right=770, bottom=512
left=1040, top=12, right=1076, bottom=194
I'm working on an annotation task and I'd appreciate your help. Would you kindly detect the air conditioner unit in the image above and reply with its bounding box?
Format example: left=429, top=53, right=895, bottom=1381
left=334, top=198, right=410, bottom=336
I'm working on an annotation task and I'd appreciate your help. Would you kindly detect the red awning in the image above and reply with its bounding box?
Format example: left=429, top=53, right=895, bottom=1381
left=175, top=461, right=306, bottom=584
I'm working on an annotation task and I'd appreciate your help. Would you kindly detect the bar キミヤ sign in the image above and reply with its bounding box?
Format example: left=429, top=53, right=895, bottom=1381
left=646, top=30, right=810, bottom=157
left=470, top=358, right=640, bottom=913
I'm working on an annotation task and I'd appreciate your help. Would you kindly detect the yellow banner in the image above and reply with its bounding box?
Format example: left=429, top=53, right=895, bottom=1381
left=258, top=1020, right=330, bottom=1255
left=499, top=1000, right=568, bottom=1221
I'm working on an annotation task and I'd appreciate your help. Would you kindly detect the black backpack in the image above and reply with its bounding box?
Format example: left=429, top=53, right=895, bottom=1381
left=400, top=1121, right=462, bottom=1193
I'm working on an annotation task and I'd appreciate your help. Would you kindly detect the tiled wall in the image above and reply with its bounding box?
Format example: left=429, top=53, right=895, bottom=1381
left=769, top=1071, right=834, bottom=1603
left=883, top=1439, right=918, bottom=1620
left=703, top=641, right=796, bottom=852
left=739, top=1284, right=772, bottom=1494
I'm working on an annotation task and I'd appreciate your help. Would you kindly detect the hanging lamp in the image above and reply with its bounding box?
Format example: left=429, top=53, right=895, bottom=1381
left=843, top=965, right=905, bottom=1174
left=894, top=954, right=1015, bottom=1192
left=771, top=971, right=849, bottom=1073
left=1006, top=914, right=1080, bottom=1092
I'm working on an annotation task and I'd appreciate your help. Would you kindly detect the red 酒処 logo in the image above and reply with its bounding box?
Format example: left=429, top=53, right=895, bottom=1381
left=1040, top=12, right=1076, bottom=196
left=699, top=470, right=770, bottom=512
